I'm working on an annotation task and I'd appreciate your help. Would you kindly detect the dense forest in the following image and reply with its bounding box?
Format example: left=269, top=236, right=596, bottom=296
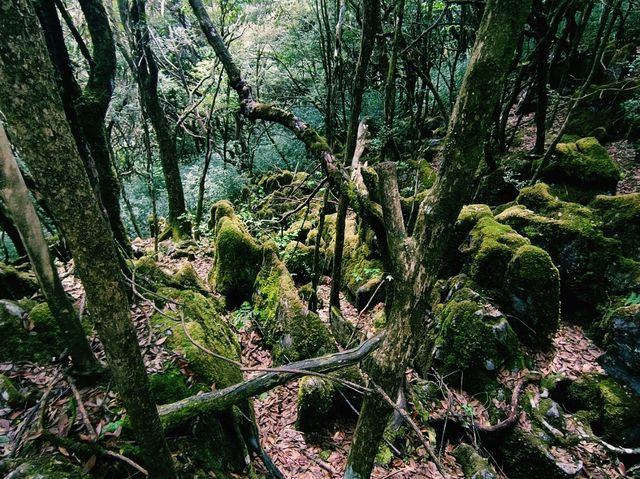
left=1, top=0, right=640, bottom=477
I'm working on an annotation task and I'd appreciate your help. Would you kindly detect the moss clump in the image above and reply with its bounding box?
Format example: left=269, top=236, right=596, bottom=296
left=296, top=376, right=335, bottom=432
left=566, top=374, right=640, bottom=447
left=132, top=255, right=177, bottom=291
left=284, top=241, right=315, bottom=283
left=253, top=246, right=335, bottom=363
left=0, top=373, right=23, bottom=408
left=441, top=204, right=494, bottom=277
left=539, top=137, right=620, bottom=197
left=505, top=245, right=560, bottom=346
left=454, top=443, right=497, bottom=479
left=434, top=288, right=523, bottom=391
left=207, top=199, right=235, bottom=233
left=149, top=366, right=191, bottom=404
left=591, top=193, right=640, bottom=261
left=464, top=216, right=529, bottom=290
left=0, top=300, right=64, bottom=363
left=0, top=458, right=88, bottom=479
left=0, top=263, right=39, bottom=300
left=173, top=261, right=207, bottom=292
left=496, top=184, right=620, bottom=323
left=208, top=214, right=262, bottom=308
left=151, top=288, right=242, bottom=389
left=500, top=428, right=572, bottom=479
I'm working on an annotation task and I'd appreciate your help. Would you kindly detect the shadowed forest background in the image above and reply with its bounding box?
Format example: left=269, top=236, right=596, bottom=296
left=1, top=0, right=640, bottom=478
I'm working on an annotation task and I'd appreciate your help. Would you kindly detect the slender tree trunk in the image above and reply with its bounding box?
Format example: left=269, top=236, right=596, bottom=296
left=0, top=123, right=100, bottom=375
left=0, top=4, right=177, bottom=477
left=329, top=0, right=380, bottom=310
left=76, top=0, right=132, bottom=254
left=121, top=0, right=188, bottom=238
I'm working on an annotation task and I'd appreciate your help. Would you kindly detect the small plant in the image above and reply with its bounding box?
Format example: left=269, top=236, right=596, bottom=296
left=231, top=301, right=253, bottom=330
left=624, top=292, right=640, bottom=306
left=351, top=267, right=382, bottom=283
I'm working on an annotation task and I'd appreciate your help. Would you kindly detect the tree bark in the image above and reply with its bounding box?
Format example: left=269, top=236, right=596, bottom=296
left=121, top=0, right=188, bottom=238
left=0, top=123, right=100, bottom=375
left=0, top=3, right=177, bottom=477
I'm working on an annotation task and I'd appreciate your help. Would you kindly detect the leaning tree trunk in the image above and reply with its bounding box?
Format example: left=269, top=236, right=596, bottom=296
left=344, top=0, right=532, bottom=476
left=0, top=123, right=100, bottom=375
left=0, top=3, right=177, bottom=478
left=0, top=202, right=27, bottom=258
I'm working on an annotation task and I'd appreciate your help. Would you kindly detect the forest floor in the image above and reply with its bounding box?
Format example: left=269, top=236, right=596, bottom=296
left=0, top=248, right=623, bottom=478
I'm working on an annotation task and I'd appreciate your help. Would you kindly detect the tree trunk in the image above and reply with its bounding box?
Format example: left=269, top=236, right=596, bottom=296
left=0, top=123, right=100, bottom=375
left=122, top=0, right=188, bottom=238
left=0, top=3, right=177, bottom=477
left=0, top=202, right=27, bottom=258
left=345, top=0, right=532, bottom=476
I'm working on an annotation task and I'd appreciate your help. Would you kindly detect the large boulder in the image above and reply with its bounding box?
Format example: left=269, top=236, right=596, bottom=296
left=598, top=304, right=640, bottom=394
left=591, top=193, right=640, bottom=261
left=496, top=183, right=620, bottom=323
left=462, top=216, right=561, bottom=345
left=253, top=245, right=335, bottom=363
left=538, top=137, right=620, bottom=201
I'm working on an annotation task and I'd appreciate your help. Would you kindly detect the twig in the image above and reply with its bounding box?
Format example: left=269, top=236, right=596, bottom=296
left=370, top=378, right=450, bottom=478
left=67, top=376, right=97, bottom=440
left=301, top=449, right=340, bottom=477
left=104, top=450, right=149, bottom=476
left=278, top=178, right=327, bottom=224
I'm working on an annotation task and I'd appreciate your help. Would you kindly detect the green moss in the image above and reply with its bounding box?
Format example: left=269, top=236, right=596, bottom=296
left=505, top=245, right=560, bottom=346
left=592, top=193, right=640, bottom=260
left=541, top=137, right=620, bottom=195
left=500, top=428, right=571, bottom=479
left=296, top=376, right=335, bottom=432
left=28, top=303, right=63, bottom=346
left=599, top=378, right=640, bottom=447
left=0, top=373, right=23, bottom=408
left=151, top=288, right=242, bottom=389
left=207, top=199, right=235, bottom=232
left=209, top=215, right=262, bottom=308
left=435, top=289, right=523, bottom=390
left=149, top=366, right=191, bottom=404
left=0, top=262, right=39, bottom=300
left=253, top=247, right=335, bottom=363
left=454, top=444, right=497, bottom=479
left=132, top=255, right=177, bottom=291
left=0, top=458, right=88, bottom=479
left=465, top=216, right=529, bottom=289
left=284, top=241, right=315, bottom=283
left=173, top=261, right=206, bottom=291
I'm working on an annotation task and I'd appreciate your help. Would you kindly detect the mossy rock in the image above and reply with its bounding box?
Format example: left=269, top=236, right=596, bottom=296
left=598, top=303, right=640, bottom=394
left=253, top=246, right=335, bottom=363
left=208, top=214, right=262, bottom=308
left=441, top=204, right=494, bottom=278
left=296, top=376, right=335, bottom=432
left=505, top=245, right=560, bottom=346
left=464, top=216, right=529, bottom=290
left=131, top=255, right=178, bottom=291
left=540, top=137, right=620, bottom=196
left=0, top=300, right=63, bottom=363
left=499, top=428, right=575, bottom=479
left=433, top=288, right=523, bottom=391
left=173, top=261, right=207, bottom=292
left=496, top=184, right=620, bottom=323
left=591, top=193, right=640, bottom=261
left=207, top=199, right=235, bottom=233
left=151, top=287, right=242, bottom=389
left=0, top=458, right=89, bottom=479
left=0, top=262, right=39, bottom=300
left=396, top=159, right=436, bottom=195
left=454, top=443, right=497, bottom=479
left=565, top=374, right=640, bottom=447
left=149, top=366, right=191, bottom=404
left=0, top=373, right=23, bottom=408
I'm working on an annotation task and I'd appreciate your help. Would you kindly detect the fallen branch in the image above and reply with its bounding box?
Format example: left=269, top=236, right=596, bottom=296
left=158, top=334, right=384, bottom=428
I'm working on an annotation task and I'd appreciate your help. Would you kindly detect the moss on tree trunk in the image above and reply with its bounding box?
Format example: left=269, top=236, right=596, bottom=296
left=0, top=2, right=176, bottom=477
